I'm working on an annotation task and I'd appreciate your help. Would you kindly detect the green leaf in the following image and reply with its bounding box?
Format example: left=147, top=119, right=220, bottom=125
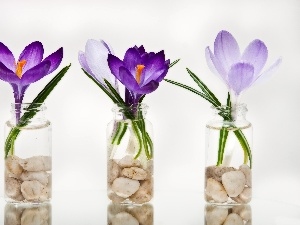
left=81, top=69, right=118, bottom=103
left=169, top=59, right=180, bottom=68
left=104, top=79, right=126, bottom=105
left=217, top=127, right=229, bottom=166
left=5, top=64, right=71, bottom=158
left=138, top=94, right=146, bottom=103
left=234, top=129, right=252, bottom=168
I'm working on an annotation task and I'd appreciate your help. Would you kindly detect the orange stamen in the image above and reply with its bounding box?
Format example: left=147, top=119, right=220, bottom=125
left=15, top=60, right=27, bottom=79
left=135, top=64, right=145, bottom=84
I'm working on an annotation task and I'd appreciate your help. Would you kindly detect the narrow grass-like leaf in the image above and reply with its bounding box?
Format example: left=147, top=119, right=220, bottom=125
left=104, top=79, right=125, bottom=105
left=139, top=94, right=146, bottom=103
left=5, top=64, right=71, bottom=158
left=217, top=127, right=229, bottom=166
left=234, top=130, right=252, bottom=168
left=169, top=59, right=180, bottom=68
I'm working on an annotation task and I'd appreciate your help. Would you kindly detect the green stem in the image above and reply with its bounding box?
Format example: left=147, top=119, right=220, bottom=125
left=234, top=129, right=252, bottom=168
left=217, top=127, right=229, bottom=166
left=111, top=122, right=128, bottom=145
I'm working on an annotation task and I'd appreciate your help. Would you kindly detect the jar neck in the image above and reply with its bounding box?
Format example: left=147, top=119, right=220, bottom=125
left=112, top=103, right=148, bottom=121
left=213, top=103, right=248, bottom=121
left=10, top=103, right=47, bottom=125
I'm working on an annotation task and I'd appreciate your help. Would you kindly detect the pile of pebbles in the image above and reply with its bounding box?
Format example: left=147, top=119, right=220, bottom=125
left=205, top=204, right=251, bottom=225
left=5, top=155, right=51, bottom=202
left=5, top=203, right=51, bottom=225
left=108, top=155, right=153, bottom=204
left=205, top=164, right=251, bottom=204
left=108, top=203, right=153, bottom=225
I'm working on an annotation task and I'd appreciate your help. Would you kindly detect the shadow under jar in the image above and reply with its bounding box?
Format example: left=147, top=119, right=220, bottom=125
left=205, top=104, right=252, bottom=204
left=4, top=103, right=52, bottom=203
left=107, top=104, right=153, bottom=204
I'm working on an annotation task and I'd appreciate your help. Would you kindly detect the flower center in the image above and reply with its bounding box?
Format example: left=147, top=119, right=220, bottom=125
left=15, top=60, right=27, bottom=79
left=135, top=64, right=145, bottom=84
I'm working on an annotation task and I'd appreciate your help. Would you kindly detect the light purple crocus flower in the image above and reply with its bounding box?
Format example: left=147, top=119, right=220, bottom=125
left=107, top=45, right=170, bottom=104
left=0, top=41, right=63, bottom=105
left=78, top=39, right=118, bottom=91
left=206, top=30, right=281, bottom=96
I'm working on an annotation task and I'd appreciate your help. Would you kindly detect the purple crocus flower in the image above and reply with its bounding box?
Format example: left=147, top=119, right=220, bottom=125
left=78, top=39, right=118, bottom=91
left=206, top=30, right=281, bottom=96
left=0, top=41, right=63, bottom=105
left=107, top=46, right=170, bottom=104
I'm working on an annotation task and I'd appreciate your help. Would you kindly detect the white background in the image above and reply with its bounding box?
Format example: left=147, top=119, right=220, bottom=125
left=0, top=0, right=299, bottom=206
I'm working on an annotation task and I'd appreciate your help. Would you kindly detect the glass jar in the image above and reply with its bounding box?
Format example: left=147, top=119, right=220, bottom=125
left=205, top=104, right=252, bottom=204
left=107, top=103, right=153, bottom=204
left=4, top=103, right=52, bottom=203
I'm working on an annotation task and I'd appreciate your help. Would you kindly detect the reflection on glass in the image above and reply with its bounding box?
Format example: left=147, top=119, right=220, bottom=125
left=205, top=204, right=251, bottom=225
left=4, top=202, right=51, bottom=225
left=107, top=203, right=153, bottom=225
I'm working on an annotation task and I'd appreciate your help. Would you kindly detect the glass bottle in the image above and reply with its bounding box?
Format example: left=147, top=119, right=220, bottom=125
left=4, top=103, right=52, bottom=203
left=107, top=103, right=153, bottom=204
left=205, top=104, right=252, bottom=204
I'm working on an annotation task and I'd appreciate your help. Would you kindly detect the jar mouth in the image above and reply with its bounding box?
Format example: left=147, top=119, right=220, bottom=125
left=11, top=103, right=46, bottom=111
left=112, top=103, right=149, bottom=113
left=212, top=103, right=247, bottom=112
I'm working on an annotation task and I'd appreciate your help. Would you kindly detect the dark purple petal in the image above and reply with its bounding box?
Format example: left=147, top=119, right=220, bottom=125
left=141, top=51, right=166, bottom=85
left=43, top=47, right=63, bottom=74
left=123, top=47, right=142, bottom=76
left=137, top=80, right=159, bottom=94
left=136, top=45, right=145, bottom=55
left=0, top=61, right=19, bottom=83
left=241, top=39, right=268, bottom=78
left=18, top=41, right=44, bottom=73
left=205, top=47, right=228, bottom=85
left=214, top=30, right=240, bottom=72
left=228, top=63, right=254, bottom=95
left=107, top=54, right=124, bottom=81
left=118, top=67, right=140, bottom=92
left=125, top=88, right=134, bottom=105
left=21, top=60, right=51, bottom=85
left=78, top=51, right=94, bottom=77
left=0, top=42, right=16, bottom=71
left=11, top=83, right=29, bottom=104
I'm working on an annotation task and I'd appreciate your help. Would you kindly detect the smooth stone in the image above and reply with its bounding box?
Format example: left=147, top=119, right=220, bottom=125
left=205, top=178, right=228, bottom=203
left=108, top=160, right=121, bottom=183
left=223, top=213, right=244, bottom=225
left=21, top=180, right=47, bottom=201
left=108, top=191, right=126, bottom=203
left=233, top=205, right=252, bottom=221
left=222, top=171, right=246, bottom=197
left=111, top=177, right=140, bottom=198
left=20, top=171, right=49, bottom=186
left=21, top=207, right=49, bottom=225
left=5, top=177, right=24, bottom=201
left=239, top=164, right=252, bottom=187
left=146, top=160, right=153, bottom=179
left=205, top=205, right=228, bottom=225
left=4, top=204, right=22, bottom=225
left=206, top=166, right=236, bottom=182
left=118, top=155, right=141, bottom=168
left=19, top=156, right=51, bottom=172
left=239, top=187, right=252, bottom=203
left=122, top=167, right=147, bottom=180
left=130, top=179, right=153, bottom=204
left=129, top=204, right=153, bottom=225
left=111, top=212, right=139, bottom=225
left=6, top=156, right=23, bottom=178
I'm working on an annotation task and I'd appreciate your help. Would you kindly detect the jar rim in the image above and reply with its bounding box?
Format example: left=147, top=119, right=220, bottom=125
left=112, top=103, right=149, bottom=113
left=212, top=103, right=247, bottom=111
left=11, top=103, right=46, bottom=111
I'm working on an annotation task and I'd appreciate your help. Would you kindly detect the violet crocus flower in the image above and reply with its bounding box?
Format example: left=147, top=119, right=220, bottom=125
left=107, top=45, right=170, bottom=104
left=78, top=39, right=118, bottom=91
left=206, top=30, right=281, bottom=96
left=0, top=41, right=63, bottom=105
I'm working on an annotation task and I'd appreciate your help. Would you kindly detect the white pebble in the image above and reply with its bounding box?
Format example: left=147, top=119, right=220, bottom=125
left=118, top=155, right=141, bottom=168
left=239, top=187, right=252, bottom=203
left=205, top=206, right=228, bottom=225
left=5, top=177, right=24, bottom=201
left=111, top=177, right=140, bottom=198
left=222, top=171, right=246, bottom=197
left=239, top=164, right=252, bottom=187
left=111, top=212, right=139, bottom=225
left=108, top=160, right=121, bottom=183
left=6, top=156, right=23, bottom=178
left=21, top=180, right=47, bottom=201
left=232, top=205, right=252, bottom=221
left=206, top=178, right=228, bottom=203
left=20, top=171, right=49, bottom=186
left=130, top=179, right=153, bottom=204
left=122, top=167, right=147, bottom=180
left=223, top=213, right=244, bottom=225
left=20, top=156, right=51, bottom=172
left=21, top=207, right=49, bottom=225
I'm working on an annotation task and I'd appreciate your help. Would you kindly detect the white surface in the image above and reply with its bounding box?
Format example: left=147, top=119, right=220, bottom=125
left=1, top=0, right=300, bottom=206
left=1, top=191, right=300, bottom=224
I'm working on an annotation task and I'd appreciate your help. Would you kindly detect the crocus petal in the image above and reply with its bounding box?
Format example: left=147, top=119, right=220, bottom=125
left=78, top=51, right=94, bottom=77
left=241, top=39, right=268, bottom=78
left=0, top=61, right=19, bottom=83
left=123, top=47, right=142, bottom=76
left=21, top=60, right=51, bottom=85
left=107, top=54, right=124, bottom=81
left=141, top=51, right=166, bottom=85
left=11, top=83, right=29, bottom=104
left=253, top=58, right=282, bottom=85
left=101, top=40, right=113, bottom=54
left=18, top=41, right=44, bottom=73
left=85, top=39, right=115, bottom=87
left=205, top=47, right=228, bottom=85
left=136, top=45, right=145, bottom=55
left=0, top=42, right=16, bottom=71
left=43, top=47, right=63, bottom=74
left=228, top=63, right=254, bottom=95
left=214, top=30, right=241, bottom=72
left=137, top=80, right=159, bottom=94
left=118, top=67, right=140, bottom=92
